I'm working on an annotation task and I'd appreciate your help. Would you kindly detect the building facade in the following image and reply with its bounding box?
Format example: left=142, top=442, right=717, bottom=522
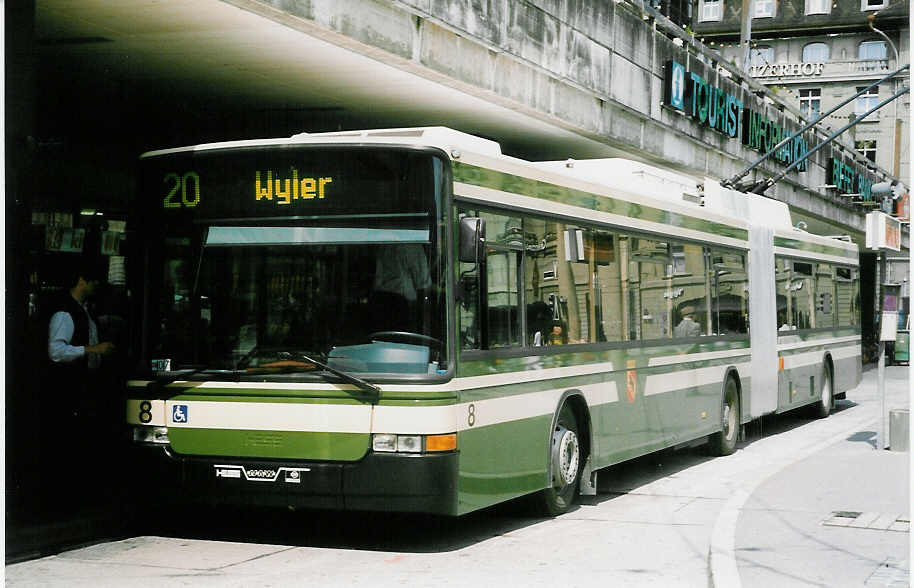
left=692, top=0, right=910, bottom=203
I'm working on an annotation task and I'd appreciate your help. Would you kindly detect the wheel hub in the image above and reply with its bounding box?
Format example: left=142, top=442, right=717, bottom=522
left=723, top=404, right=732, bottom=438
left=553, top=425, right=580, bottom=487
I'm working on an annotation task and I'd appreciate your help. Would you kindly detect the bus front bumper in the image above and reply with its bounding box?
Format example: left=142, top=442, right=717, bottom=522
left=130, top=444, right=459, bottom=515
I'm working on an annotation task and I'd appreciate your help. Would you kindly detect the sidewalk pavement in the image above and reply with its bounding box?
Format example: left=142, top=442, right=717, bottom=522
left=732, top=365, right=910, bottom=588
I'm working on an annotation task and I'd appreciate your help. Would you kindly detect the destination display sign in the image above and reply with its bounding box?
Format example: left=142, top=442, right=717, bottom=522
left=663, top=60, right=810, bottom=171
left=140, top=146, right=442, bottom=221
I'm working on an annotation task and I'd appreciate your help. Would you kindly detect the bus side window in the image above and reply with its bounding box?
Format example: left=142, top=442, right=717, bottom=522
left=523, top=216, right=553, bottom=346
left=484, top=212, right=524, bottom=348
left=592, top=230, right=620, bottom=343
left=670, top=242, right=707, bottom=338
left=775, top=257, right=791, bottom=330
left=791, top=261, right=814, bottom=330
left=457, top=209, right=482, bottom=350
left=709, top=249, right=749, bottom=335
left=835, top=266, right=856, bottom=327
left=630, top=237, right=671, bottom=340
left=815, top=263, right=835, bottom=329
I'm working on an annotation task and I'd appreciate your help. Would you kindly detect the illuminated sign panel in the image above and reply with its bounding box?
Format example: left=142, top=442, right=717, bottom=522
left=663, top=60, right=809, bottom=171
left=140, top=146, right=441, bottom=222
left=254, top=171, right=333, bottom=205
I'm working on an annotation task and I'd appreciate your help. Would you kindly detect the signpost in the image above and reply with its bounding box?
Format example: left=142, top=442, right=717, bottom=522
left=866, top=211, right=902, bottom=450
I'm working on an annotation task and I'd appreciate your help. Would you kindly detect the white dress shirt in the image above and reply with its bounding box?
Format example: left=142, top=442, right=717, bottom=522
left=48, top=302, right=100, bottom=369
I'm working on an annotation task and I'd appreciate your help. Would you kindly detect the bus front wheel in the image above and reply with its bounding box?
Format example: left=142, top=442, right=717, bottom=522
left=536, top=403, right=582, bottom=516
left=710, top=377, right=740, bottom=456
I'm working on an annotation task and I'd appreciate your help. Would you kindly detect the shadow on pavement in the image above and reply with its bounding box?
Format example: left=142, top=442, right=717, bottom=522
left=846, top=430, right=877, bottom=448
left=8, top=400, right=874, bottom=560
left=137, top=502, right=550, bottom=554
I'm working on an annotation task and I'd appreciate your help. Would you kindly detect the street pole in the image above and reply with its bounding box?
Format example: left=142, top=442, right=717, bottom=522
left=740, top=0, right=753, bottom=73
left=877, top=251, right=886, bottom=450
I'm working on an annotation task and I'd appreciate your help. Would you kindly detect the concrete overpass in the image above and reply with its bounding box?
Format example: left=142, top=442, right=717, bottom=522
left=17, top=0, right=903, bottom=235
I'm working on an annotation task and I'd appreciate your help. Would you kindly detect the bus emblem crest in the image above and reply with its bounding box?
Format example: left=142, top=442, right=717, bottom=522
left=626, top=360, right=637, bottom=402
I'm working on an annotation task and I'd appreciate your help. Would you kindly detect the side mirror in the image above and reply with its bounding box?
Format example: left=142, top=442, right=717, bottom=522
left=458, top=217, right=485, bottom=263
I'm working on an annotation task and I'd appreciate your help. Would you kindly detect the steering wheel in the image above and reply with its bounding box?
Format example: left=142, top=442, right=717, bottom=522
left=368, top=331, right=443, bottom=348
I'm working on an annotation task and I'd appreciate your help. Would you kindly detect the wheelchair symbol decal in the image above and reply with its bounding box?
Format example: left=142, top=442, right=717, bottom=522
left=172, top=404, right=188, bottom=423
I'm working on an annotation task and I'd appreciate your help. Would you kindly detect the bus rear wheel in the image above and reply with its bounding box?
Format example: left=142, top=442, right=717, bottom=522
left=710, top=377, right=739, bottom=456
left=536, top=403, right=581, bottom=516
left=812, top=363, right=833, bottom=419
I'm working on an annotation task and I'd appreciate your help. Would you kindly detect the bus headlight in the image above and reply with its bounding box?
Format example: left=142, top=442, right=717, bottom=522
left=371, top=433, right=457, bottom=453
left=372, top=434, right=397, bottom=452
left=133, top=426, right=170, bottom=444
left=396, top=435, right=422, bottom=453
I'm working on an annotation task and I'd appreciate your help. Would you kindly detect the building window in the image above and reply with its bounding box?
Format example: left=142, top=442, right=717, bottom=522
left=805, top=0, right=830, bottom=14
left=799, top=88, right=822, bottom=118
left=754, top=0, right=775, bottom=17
left=858, top=40, right=887, bottom=60
left=700, top=0, right=722, bottom=21
left=750, top=46, right=774, bottom=67
left=855, top=140, right=877, bottom=162
left=861, top=0, right=886, bottom=10
left=855, top=85, right=879, bottom=115
left=802, top=42, right=830, bottom=62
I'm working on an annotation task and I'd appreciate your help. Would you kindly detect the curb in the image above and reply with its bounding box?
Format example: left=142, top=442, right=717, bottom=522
left=708, top=415, right=881, bottom=588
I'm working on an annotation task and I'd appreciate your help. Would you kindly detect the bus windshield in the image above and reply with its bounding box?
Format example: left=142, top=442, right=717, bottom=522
left=136, top=146, right=448, bottom=378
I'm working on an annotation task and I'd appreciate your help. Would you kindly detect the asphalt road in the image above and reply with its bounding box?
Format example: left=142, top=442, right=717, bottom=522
left=6, top=366, right=908, bottom=588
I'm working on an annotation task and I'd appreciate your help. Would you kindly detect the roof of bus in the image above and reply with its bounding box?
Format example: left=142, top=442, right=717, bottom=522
left=140, top=126, right=857, bottom=256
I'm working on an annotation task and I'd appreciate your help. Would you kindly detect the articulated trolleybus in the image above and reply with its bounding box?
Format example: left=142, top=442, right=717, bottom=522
left=127, top=127, right=861, bottom=516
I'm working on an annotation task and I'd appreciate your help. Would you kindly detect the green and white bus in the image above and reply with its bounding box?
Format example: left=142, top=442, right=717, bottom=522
left=126, top=127, right=861, bottom=516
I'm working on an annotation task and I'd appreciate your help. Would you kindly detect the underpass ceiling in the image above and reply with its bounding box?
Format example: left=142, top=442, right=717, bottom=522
left=34, top=0, right=624, bottom=161
left=31, top=0, right=865, bottom=240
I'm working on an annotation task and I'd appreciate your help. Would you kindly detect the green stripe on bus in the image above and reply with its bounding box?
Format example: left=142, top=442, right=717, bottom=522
left=168, top=394, right=369, bottom=405
left=165, top=394, right=455, bottom=407
left=457, top=339, right=751, bottom=379
left=452, top=162, right=749, bottom=241
left=776, top=328, right=861, bottom=342
left=168, top=428, right=369, bottom=460
left=774, top=237, right=858, bottom=259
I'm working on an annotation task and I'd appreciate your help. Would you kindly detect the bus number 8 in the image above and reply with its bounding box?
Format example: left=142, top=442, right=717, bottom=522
left=163, top=172, right=201, bottom=208
left=139, top=401, right=152, bottom=424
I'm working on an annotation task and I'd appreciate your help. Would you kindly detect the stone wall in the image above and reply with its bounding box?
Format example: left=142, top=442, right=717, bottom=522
left=233, top=0, right=889, bottom=234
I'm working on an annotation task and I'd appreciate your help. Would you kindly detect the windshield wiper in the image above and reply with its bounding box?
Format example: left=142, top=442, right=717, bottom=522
left=146, top=365, right=246, bottom=394
left=277, top=351, right=381, bottom=403
left=144, top=354, right=381, bottom=404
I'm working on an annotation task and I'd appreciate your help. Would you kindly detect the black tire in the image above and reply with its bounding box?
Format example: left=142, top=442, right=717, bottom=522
left=710, top=377, right=740, bottom=456
left=536, top=403, right=582, bottom=516
left=812, top=363, right=833, bottom=419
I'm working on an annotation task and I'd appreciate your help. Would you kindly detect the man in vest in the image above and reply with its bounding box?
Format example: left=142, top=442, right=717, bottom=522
left=43, top=260, right=116, bottom=512
left=47, top=262, right=116, bottom=373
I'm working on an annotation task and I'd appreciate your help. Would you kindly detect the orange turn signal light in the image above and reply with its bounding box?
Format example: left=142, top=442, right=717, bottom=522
left=425, top=433, right=457, bottom=452
left=778, top=357, right=785, bottom=371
